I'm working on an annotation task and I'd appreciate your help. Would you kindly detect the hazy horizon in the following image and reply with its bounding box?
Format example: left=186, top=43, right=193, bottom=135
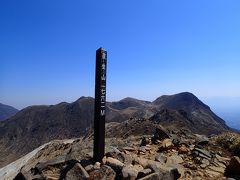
left=1, top=93, right=240, bottom=110
left=1, top=93, right=239, bottom=130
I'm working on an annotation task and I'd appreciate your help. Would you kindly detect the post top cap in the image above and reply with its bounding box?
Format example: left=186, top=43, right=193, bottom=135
left=97, top=47, right=106, bottom=52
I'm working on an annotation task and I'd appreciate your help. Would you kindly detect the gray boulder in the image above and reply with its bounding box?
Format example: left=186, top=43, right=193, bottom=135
left=225, top=156, right=240, bottom=179
left=65, top=163, right=89, bottom=180
left=89, top=165, right=116, bottom=180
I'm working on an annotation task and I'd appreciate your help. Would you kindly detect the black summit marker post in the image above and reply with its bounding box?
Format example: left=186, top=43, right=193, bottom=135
left=94, top=47, right=107, bottom=162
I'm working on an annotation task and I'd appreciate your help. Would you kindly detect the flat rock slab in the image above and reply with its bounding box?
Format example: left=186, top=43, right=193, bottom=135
left=138, top=172, right=160, bottom=180
left=65, top=162, right=89, bottom=180
left=106, top=157, right=124, bottom=173
left=193, top=148, right=211, bottom=159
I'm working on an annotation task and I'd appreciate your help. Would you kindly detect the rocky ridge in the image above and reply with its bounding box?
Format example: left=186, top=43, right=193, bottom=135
left=1, top=118, right=239, bottom=180
left=0, top=92, right=230, bottom=168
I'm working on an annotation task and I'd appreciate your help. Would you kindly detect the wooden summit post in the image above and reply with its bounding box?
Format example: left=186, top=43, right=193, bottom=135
left=94, top=47, right=107, bottom=162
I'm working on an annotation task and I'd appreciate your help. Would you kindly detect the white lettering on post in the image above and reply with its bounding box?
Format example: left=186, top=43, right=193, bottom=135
left=102, top=63, right=106, bottom=70
left=101, top=109, right=105, bottom=116
left=101, top=74, right=106, bottom=81
left=100, top=55, right=106, bottom=117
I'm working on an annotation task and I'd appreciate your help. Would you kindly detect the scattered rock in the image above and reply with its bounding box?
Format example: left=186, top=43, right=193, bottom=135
left=14, top=171, right=42, bottom=180
left=33, top=158, right=77, bottom=179
left=106, top=146, right=121, bottom=155
left=195, top=134, right=209, bottom=146
left=93, top=162, right=101, bottom=170
left=133, top=164, right=144, bottom=172
left=192, top=148, right=211, bottom=159
left=155, top=153, right=167, bottom=164
left=3, top=119, right=235, bottom=180
left=152, top=127, right=170, bottom=143
left=166, top=154, right=184, bottom=164
left=169, top=168, right=181, bottom=180
left=178, top=144, right=189, bottom=154
left=122, top=165, right=139, bottom=179
left=138, top=146, right=147, bottom=154
left=43, top=175, right=59, bottom=180
left=225, top=156, right=240, bottom=179
left=137, top=168, right=152, bottom=179
left=89, top=165, right=116, bottom=180
left=183, top=162, right=197, bottom=170
left=133, top=156, right=149, bottom=168
left=146, top=160, right=165, bottom=173
left=106, top=150, right=133, bottom=166
left=206, top=169, right=221, bottom=177
left=106, top=157, right=124, bottom=173
left=146, top=160, right=181, bottom=179
left=84, top=164, right=94, bottom=172
left=170, top=134, right=181, bottom=146
left=102, top=156, right=107, bottom=165
left=141, top=137, right=151, bottom=146
left=159, top=139, right=174, bottom=151
left=106, top=149, right=125, bottom=163
left=65, top=162, right=89, bottom=180
left=207, top=165, right=225, bottom=174
left=200, top=158, right=210, bottom=169
left=123, top=147, right=136, bottom=152
left=166, top=164, right=184, bottom=178
left=138, top=172, right=159, bottom=180
left=215, top=154, right=230, bottom=166
left=212, top=158, right=226, bottom=168
left=34, top=155, right=68, bottom=172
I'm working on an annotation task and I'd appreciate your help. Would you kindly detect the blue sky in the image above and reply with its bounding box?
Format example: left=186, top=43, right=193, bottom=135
left=1, top=0, right=240, bottom=111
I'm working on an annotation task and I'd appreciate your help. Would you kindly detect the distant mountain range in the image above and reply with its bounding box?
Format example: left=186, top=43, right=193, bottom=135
left=0, top=92, right=230, bottom=167
left=0, top=103, right=18, bottom=121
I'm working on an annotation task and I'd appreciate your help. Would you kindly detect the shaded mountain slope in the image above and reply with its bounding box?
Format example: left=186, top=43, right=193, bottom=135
left=0, top=97, right=94, bottom=167
left=0, top=103, right=18, bottom=121
left=152, top=92, right=227, bottom=127
left=149, top=92, right=229, bottom=135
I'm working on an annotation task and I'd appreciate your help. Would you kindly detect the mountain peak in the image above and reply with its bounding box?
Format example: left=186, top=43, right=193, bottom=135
left=121, top=97, right=139, bottom=101
left=153, top=92, right=196, bottom=104
left=153, top=92, right=210, bottom=110
left=76, top=96, right=94, bottom=102
left=110, top=97, right=150, bottom=110
left=173, top=92, right=196, bottom=98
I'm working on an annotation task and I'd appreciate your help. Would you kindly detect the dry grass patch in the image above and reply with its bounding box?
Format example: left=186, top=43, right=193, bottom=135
left=215, top=132, right=240, bottom=156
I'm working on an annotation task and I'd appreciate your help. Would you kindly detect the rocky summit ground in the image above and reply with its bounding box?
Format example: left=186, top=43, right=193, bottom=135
left=1, top=118, right=240, bottom=180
